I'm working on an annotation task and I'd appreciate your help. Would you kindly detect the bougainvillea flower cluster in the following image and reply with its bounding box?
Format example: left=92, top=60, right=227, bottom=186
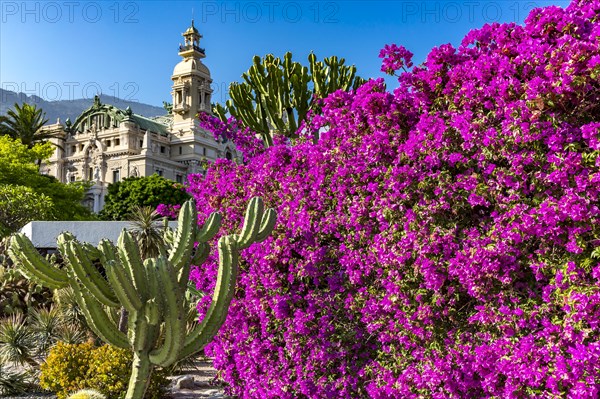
left=161, top=0, right=600, bottom=397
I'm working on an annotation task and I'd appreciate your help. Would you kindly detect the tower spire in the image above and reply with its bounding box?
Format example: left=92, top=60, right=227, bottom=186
left=179, top=19, right=204, bottom=59
left=171, top=21, right=213, bottom=124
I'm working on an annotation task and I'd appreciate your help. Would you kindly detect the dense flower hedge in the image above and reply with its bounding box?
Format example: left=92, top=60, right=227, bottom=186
left=169, top=1, right=600, bottom=397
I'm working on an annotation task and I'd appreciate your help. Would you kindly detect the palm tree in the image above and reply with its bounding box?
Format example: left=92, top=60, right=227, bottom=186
left=0, top=103, right=50, bottom=148
left=128, top=205, right=166, bottom=259
left=0, top=116, right=10, bottom=137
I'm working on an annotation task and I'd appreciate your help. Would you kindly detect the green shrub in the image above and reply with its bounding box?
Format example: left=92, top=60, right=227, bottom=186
left=40, top=341, right=93, bottom=398
left=40, top=341, right=168, bottom=399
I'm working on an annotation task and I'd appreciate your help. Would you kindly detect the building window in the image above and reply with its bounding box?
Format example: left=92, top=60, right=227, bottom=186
left=88, top=167, right=93, bottom=180
left=226, top=151, right=232, bottom=161
left=176, top=174, right=183, bottom=184
left=155, top=170, right=163, bottom=176
left=113, top=169, right=120, bottom=183
left=115, top=138, right=120, bottom=146
left=70, top=174, right=76, bottom=183
left=106, top=140, right=111, bottom=147
left=71, top=145, right=76, bottom=154
left=80, top=144, right=84, bottom=151
left=160, top=146, right=165, bottom=154
left=203, top=147, right=206, bottom=156
left=139, top=140, right=143, bottom=148
left=179, top=146, right=182, bottom=155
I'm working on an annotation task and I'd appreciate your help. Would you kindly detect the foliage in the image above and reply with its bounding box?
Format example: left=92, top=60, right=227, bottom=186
left=0, top=185, right=52, bottom=236
left=0, top=267, right=54, bottom=317
left=0, top=304, right=87, bottom=365
left=40, top=341, right=94, bottom=398
left=99, top=175, right=189, bottom=221
left=177, top=1, right=600, bottom=397
left=9, top=198, right=275, bottom=399
left=0, top=102, right=52, bottom=149
left=0, top=136, right=93, bottom=234
left=0, top=359, right=34, bottom=396
left=40, top=341, right=169, bottom=399
left=212, top=52, right=365, bottom=147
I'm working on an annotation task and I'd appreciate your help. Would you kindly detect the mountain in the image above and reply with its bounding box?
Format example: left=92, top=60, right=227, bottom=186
left=0, top=88, right=167, bottom=125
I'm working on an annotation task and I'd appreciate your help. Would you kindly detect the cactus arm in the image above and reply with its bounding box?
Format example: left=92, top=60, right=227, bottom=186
left=82, top=242, right=102, bottom=260
left=56, top=231, right=76, bottom=252
left=144, top=298, right=160, bottom=325
left=117, top=230, right=149, bottom=300
left=255, top=208, right=277, bottom=242
left=8, top=234, right=68, bottom=289
left=196, top=212, right=222, bottom=243
left=177, top=258, right=193, bottom=293
left=70, top=280, right=129, bottom=349
left=236, top=197, right=265, bottom=249
left=63, top=240, right=119, bottom=308
left=105, top=260, right=143, bottom=313
left=145, top=259, right=163, bottom=325
left=191, top=242, right=210, bottom=266
left=168, top=200, right=197, bottom=271
left=180, top=235, right=239, bottom=358
left=149, top=257, right=185, bottom=367
left=98, top=239, right=118, bottom=264
left=128, top=310, right=149, bottom=352
left=181, top=200, right=276, bottom=359
left=125, top=351, right=152, bottom=399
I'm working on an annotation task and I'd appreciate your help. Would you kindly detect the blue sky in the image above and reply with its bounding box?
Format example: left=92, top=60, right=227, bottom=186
left=1, top=0, right=570, bottom=107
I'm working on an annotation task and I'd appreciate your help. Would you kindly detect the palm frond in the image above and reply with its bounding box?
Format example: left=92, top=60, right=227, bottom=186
left=128, top=205, right=166, bottom=259
left=2, top=103, right=51, bottom=148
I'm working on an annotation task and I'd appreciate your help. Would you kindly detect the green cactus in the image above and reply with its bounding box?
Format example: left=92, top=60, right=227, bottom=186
left=8, top=197, right=276, bottom=399
left=213, top=51, right=365, bottom=147
left=66, top=389, right=107, bottom=399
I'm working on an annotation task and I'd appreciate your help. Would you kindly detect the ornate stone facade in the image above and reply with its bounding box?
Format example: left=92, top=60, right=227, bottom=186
left=41, top=21, right=237, bottom=212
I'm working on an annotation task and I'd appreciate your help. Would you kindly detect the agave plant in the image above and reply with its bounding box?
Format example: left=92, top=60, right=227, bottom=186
left=0, top=358, right=33, bottom=396
left=53, top=287, right=88, bottom=330
left=55, top=323, right=88, bottom=345
left=0, top=314, right=36, bottom=367
left=28, top=306, right=62, bottom=355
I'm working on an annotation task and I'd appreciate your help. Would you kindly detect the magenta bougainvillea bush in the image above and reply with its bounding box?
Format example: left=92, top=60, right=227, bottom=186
left=164, top=1, right=600, bottom=397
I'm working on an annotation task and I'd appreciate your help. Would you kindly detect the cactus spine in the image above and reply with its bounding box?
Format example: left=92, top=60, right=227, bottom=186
left=8, top=197, right=276, bottom=399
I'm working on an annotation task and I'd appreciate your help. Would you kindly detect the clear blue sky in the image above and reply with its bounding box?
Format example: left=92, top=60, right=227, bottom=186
left=1, top=0, right=569, bottom=107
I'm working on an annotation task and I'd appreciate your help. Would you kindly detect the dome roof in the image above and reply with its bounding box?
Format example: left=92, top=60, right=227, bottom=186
left=184, top=20, right=199, bottom=35
left=172, top=59, right=210, bottom=76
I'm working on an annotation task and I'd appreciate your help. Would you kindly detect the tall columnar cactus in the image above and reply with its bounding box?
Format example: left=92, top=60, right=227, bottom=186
left=8, top=197, right=276, bottom=399
left=213, top=51, right=365, bottom=147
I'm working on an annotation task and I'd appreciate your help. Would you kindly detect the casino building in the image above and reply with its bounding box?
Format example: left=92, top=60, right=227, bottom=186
left=41, top=21, right=238, bottom=211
